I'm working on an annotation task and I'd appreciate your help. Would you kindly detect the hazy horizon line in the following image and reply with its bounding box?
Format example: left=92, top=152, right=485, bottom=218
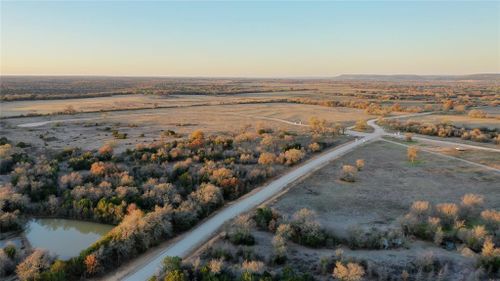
left=1, top=73, right=499, bottom=79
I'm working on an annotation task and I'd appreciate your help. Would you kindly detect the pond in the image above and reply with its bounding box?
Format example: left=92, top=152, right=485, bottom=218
left=24, top=218, right=113, bottom=259
left=0, top=236, right=23, bottom=248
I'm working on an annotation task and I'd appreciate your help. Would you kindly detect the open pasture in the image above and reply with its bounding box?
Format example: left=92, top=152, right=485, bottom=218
left=272, top=140, right=499, bottom=236
left=1, top=103, right=372, bottom=152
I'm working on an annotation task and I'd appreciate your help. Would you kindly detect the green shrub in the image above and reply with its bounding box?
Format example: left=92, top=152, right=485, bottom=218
left=228, top=232, right=255, bottom=246
left=164, top=270, right=187, bottom=281
left=254, top=207, right=273, bottom=230
left=3, top=245, right=16, bottom=259
left=281, top=143, right=302, bottom=152
left=162, top=256, right=182, bottom=272
left=0, top=137, right=9, bottom=145
left=112, top=130, right=127, bottom=139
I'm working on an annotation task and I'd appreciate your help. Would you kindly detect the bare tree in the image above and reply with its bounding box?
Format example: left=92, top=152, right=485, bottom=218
left=340, top=165, right=357, bottom=182
left=407, top=146, right=418, bottom=163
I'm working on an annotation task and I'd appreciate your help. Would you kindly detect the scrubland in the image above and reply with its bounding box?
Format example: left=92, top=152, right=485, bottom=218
left=165, top=141, right=499, bottom=281
left=1, top=77, right=499, bottom=281
left=0, top=105, right=346, bottom=280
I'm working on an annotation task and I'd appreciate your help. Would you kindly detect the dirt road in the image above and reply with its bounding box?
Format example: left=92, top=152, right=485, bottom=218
left=382, top=138, right=500, bottom=173
left=120, top=130, right=382, bottom=280
left=120, top=113, right=498, bottom=280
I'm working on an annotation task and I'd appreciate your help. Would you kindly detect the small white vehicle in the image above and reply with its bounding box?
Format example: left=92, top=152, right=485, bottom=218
left=455, top=147, right=466, bottom=151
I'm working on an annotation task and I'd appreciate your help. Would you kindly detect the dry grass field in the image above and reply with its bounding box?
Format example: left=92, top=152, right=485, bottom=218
left=481, top=106, right=500, bottom=118
left=1, top=94, right=166, bottom=117
left=383, top=137, right=500, bottom=169
left=1, top=103, right=373, bottom=152
left=428, top=147, right=500, bottom=170
left=272, top=141, right=499, bottom=236
left=0, top=91, right=322, bottom=117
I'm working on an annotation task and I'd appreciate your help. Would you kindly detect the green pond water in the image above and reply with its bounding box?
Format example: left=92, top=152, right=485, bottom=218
left=24, top=218, right=113, bottom=259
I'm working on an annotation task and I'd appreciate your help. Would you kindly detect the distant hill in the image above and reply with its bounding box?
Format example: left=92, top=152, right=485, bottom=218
left=333, top=73, right=500, bottom=81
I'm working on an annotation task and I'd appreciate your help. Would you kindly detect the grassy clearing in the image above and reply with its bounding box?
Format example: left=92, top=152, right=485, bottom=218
left=1, top=103, right=370, bottom=152
left=272, top=141, right=499, bottom=236
left=385, top=136, right=500, bottom=169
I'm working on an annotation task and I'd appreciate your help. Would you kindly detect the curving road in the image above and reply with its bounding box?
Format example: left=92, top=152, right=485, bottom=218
left=410, top=135, right=500, bottom=153
left=120, top=131, right=381, bottom=280
left=114, top=112, right=499, bottom=280
left=123, top=113, right=495, bottom=280
left=12, top=110, right=498, bottom=280
left=14, top=110, right=499, bottom=153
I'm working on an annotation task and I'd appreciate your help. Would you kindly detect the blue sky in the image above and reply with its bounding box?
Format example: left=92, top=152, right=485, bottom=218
left=1, top=1, right=499, bottom=76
